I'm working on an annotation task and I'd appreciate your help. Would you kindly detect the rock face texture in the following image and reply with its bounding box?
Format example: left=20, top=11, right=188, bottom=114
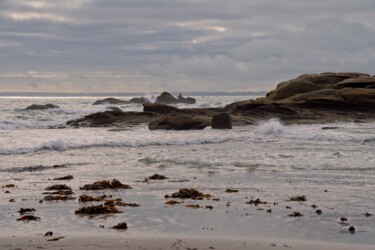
left=149, top=116, right=210, bottom=130
left=156, top=92, right=196, bottom=104
left=26, top=104, right=59, bottom=110
left=211, top=113, right=232, bottom=129
left=67, top=72, right=375, bottom=129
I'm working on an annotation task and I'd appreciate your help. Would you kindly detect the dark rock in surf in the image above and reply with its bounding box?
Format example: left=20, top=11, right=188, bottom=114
left=143, top=103, right=179, bottom=114
left=212, top=113, right=232, bottom=129
left=26, top=104, right=59, bottom=110
left=149, top=116, right=210, bottom=130
left=93, top=98, right=128, bottom=105
left=129, top=97, right=150, bottom=104
left=156, top=92, right=196, bottom=104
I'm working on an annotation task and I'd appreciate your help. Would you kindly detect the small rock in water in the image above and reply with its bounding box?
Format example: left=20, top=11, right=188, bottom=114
left=74, top=205, right=122, bottom=215
left=111, top=222, right=128, bottom=230
left=315, top=210, right=322, bottom=215
left=289, top=195, right=306, bottom=202
left=44, top=231, right=53, bottom=237
left=288, top=212, right=303, bottom=217
left=341, top=217, right=348, bottom=222
left=148, top=174, right=168, bottom=180
left=348, top=226, right=356, bottom=233
left=246, top=198, right=267, bottom=206
left=225, top=188, right=239, bottom=193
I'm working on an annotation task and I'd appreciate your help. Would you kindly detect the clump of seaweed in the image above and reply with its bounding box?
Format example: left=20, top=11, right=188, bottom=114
left=80, top=179, right=131, bottom=190
left=165, top=188, right=212, bottom=200
left=45, top=184, right=72, bottom=191
left=75, top=204, right=122, bottom=214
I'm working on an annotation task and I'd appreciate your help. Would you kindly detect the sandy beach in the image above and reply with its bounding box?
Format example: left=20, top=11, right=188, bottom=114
left=1, top=236, right=374, bottom=250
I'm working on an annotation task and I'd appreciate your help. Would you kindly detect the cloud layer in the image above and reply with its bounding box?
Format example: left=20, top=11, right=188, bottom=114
left=1, top=0, right=375, bottom=92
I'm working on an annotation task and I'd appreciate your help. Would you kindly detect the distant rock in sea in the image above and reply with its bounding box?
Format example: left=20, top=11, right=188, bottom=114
left=26, top=104, right=60, bottom=110
left=149, top=116, right=210, bottom=130
left=156, top=92, right=196, bottom=104
left=93, top=97, right=150, bottom=105
left=211, top=113, right=232, bottom=129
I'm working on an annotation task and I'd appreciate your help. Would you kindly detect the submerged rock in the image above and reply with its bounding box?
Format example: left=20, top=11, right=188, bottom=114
left=45, top=184, right=72, bottom=191
left=26, top=104, right=59, bottom=110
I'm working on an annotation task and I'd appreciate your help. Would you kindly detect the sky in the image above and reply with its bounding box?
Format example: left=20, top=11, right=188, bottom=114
left=0, top=0, right=375, bottom=93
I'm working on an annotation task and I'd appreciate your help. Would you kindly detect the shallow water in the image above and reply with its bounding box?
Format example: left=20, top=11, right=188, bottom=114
left=0, top=96, right=374, bottom=244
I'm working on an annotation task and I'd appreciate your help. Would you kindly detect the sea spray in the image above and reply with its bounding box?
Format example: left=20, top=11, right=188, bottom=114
left=256, top=118, right=286, bottom=136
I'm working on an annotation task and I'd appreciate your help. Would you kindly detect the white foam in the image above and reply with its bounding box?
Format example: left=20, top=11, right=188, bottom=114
left=256, top=118, right=286, bottom=136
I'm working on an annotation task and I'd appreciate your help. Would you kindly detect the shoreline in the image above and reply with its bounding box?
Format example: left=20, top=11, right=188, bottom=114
left=0, top=236, right=374, bottom=250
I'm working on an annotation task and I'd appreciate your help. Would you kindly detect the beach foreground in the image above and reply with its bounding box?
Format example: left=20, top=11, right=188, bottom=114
left=1, top=236, right=374, bottom=250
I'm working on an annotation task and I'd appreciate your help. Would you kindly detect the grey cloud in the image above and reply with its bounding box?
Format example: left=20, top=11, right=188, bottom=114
left=0, top=0, right=374, bottom=92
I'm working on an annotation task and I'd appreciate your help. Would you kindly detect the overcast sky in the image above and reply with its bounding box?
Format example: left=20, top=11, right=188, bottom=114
left=0, top=0, right=375, bottom=93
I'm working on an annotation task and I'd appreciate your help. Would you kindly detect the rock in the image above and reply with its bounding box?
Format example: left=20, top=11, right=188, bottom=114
left=106, top=106, right=123, bottom=112
left=279, top=89, right=346, bottom=106
left=225, top=188, right=239, bottom=193
left=93, top=97, right=128, bottom=105
left=143, top=103, right=179, bottom=114
left=288, top=212, right=303, bottom=217
left=26, top=104, right=59, bottom=110
left=268, top=79, right=321, bottom=100
left=148, top=174, right=168, bottom=180
left=111, top=222, right=128, bottom=229
left=337, top=77, right=375, bottom=89
left=80, top=179, right=131, bottom=190
left=348, top=226, right=356, bottom=233
left=156, top=92, right=196, bottom=104
left=340, top=88, right=375, bottom=105
left=44, top=231, right=53, bottom=237
left=149, top=116, right=210, bottom=130
left=129, top=97, right=150, bottom=104
left=212, top=113, right=232, bottom=129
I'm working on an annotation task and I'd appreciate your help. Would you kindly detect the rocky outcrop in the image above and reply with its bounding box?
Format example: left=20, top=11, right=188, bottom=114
left=156, top=92, right=196, bottom=104
left=67, top=72, right=375, bottom=128
left=149, top=116, right=210, bottom=130
left=143, top=103, right=179, bottom=114
left=129, top=97, right=150, bottom=104
left=93, top=98, right=128, bottom=105
left=26, top=104, right=59, bottom=110
left=212, top=113, right=232, bottom=129
left=93, top=97, right=150, bottom=105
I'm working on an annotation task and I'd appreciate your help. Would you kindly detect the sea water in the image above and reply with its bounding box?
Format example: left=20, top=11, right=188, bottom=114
left=0, top=96, right=374, bottom=244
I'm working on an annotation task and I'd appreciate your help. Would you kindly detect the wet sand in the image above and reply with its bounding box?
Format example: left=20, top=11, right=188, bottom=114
left=0, top=236, right=373, bottom=250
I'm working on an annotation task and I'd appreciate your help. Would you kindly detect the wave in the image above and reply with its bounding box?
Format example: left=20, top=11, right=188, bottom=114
left=255, top=118, right=286, bottom=136
left=0, top=164, right=67, bottom=173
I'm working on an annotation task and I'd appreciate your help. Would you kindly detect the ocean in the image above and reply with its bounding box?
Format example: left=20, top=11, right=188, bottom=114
left=0, top=95, right=374, bottom=244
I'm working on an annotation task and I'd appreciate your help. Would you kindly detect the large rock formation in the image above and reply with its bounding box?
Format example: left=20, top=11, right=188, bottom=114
left=26, top=104, right=60, bottom=110
left=156, top=92, right=196, bottom=104
left=66, top=72, right=375, bottom=128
